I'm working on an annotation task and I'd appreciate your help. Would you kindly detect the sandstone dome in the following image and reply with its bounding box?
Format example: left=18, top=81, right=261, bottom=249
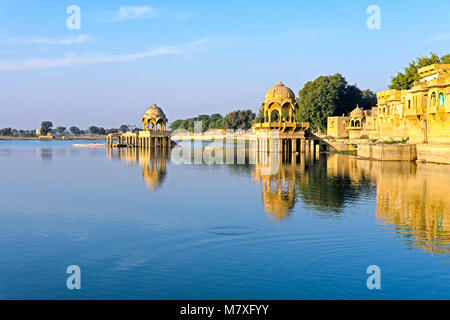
left=142, top=104, right=167, bottom=123
left=264, top=82, right=296, bottom=104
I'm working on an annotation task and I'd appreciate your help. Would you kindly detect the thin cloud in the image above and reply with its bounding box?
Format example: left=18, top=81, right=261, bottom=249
left=0, top=38, right=208, bottom=71
left=12, top=35, right=93, bottom=45
left=107, top=5, right=161, bottom=22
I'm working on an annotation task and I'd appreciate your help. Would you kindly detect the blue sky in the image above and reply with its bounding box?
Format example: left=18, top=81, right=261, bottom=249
left=0, top=0, right=449, bottom=129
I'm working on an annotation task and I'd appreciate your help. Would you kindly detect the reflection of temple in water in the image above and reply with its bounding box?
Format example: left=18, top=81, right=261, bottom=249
left=252, top=153, right=301, bottom=221
left=107, top=142, right=450, bottom=256
left=367, top=161, right=450, bottom=255
left=107, top=147, right=169, bottom=191
left=251, top=152, right=375, bottom=221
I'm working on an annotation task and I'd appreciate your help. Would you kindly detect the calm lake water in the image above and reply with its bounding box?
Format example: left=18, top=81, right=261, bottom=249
left=0, top=140, right=450, bottom=299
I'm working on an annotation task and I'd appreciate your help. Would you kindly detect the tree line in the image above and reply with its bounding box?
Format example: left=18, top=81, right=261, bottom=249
left=0, top=121, right=135, bottom=137
left=170, top=110, right=255, bottom=132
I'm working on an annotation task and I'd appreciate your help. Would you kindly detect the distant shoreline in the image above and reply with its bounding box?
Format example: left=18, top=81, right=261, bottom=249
left=0, top=136, right=106, bottom=141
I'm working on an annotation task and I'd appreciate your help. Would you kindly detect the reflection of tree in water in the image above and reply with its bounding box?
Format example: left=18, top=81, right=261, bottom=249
left=296, top=156, right=375, bottom=215
left=251, top=153, right=376, bottom=221
left=37, top=148, right=52, bottom=162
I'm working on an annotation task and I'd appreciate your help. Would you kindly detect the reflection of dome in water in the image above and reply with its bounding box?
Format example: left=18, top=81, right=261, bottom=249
left=264, top=82, right=295, bottom=104
left=262, top=190, right=295, bottom=221
left=114, top=146, right=169, bottom=191
left=142, top=162, right=167, bottom=191
left=253, top=162, right=297, bottom=222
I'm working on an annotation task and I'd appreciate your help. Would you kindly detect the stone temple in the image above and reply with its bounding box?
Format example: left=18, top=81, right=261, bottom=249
left=106, top=104, right=172, bottom=148
left=253, top=82, right=314, bottom=154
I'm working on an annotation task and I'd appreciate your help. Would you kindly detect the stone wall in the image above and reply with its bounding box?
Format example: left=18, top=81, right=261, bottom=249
left=417, top=143, right=450, bottom=164
left=357, top=144, right=417, bottom=161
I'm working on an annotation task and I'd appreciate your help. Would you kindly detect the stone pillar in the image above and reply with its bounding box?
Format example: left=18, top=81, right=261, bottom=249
left=300, top=139, right=305, bottom=153
left=292, top=139, right=297, bottom=153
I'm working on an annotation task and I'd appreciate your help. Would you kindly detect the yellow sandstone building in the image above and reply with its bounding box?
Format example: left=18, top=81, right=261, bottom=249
left=377, top=64, right=450, bottom=143
left=327, top=64, right=450, bottom=144
left=253, top=82, right=310, bottom=153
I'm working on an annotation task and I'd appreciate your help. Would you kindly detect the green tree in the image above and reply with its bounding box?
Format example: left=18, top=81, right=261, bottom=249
left=88, top=126, right=100, bottom=135
left=390, top=52, right=450, bottom=90
left=69, top=126, right=81, bottom=135
left=197, top=114, right=210, bottom=132
left=208, top=113, right=224, bottom=129
left=224, top=109, right=255, bottom=130
left=55, top=126, right=66, bottom=135
left=119, top=125, right=130, bottom=133
left=296, top=74, right=364, bottom=132
left=0, top=127, right=12, bottom=136
left=186, top=118, right=196, bottom=132
left=40, top=121, right=53, bottom=135
left=170, top=120, right=183, bottom=131
left=360, top=89, right=378, bottom=109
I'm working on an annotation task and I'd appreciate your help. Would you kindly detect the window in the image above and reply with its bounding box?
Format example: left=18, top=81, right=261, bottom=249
left=431, top=92, right=437, bottom=107
left=408, top=100, right=411, bottom=109
left=439, top=93, right=445, bottom=106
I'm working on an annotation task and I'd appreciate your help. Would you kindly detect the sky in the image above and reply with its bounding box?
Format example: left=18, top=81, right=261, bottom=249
left=0, top=0, right=449, bottom=129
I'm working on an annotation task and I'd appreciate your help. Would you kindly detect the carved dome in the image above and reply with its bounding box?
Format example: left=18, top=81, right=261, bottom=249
left=264, top=82, right=296, bottom=104
left=142, top=104, right=167, bottom=123
left=350, top=106, right=364, bottom=117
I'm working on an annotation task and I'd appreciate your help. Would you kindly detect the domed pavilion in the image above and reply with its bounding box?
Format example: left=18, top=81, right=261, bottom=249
left=142, top=104, right=168, bottom=131
left=106, top=103, right=172, bottom=148
left=262, top=82, right=297, bottom=123
left=253, top=82, right=310, bottom=154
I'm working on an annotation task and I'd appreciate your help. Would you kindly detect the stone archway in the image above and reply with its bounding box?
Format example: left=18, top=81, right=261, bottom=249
left=270, top=110, right=280, bottom=123
left=430, top=92, right=437, bottom=109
